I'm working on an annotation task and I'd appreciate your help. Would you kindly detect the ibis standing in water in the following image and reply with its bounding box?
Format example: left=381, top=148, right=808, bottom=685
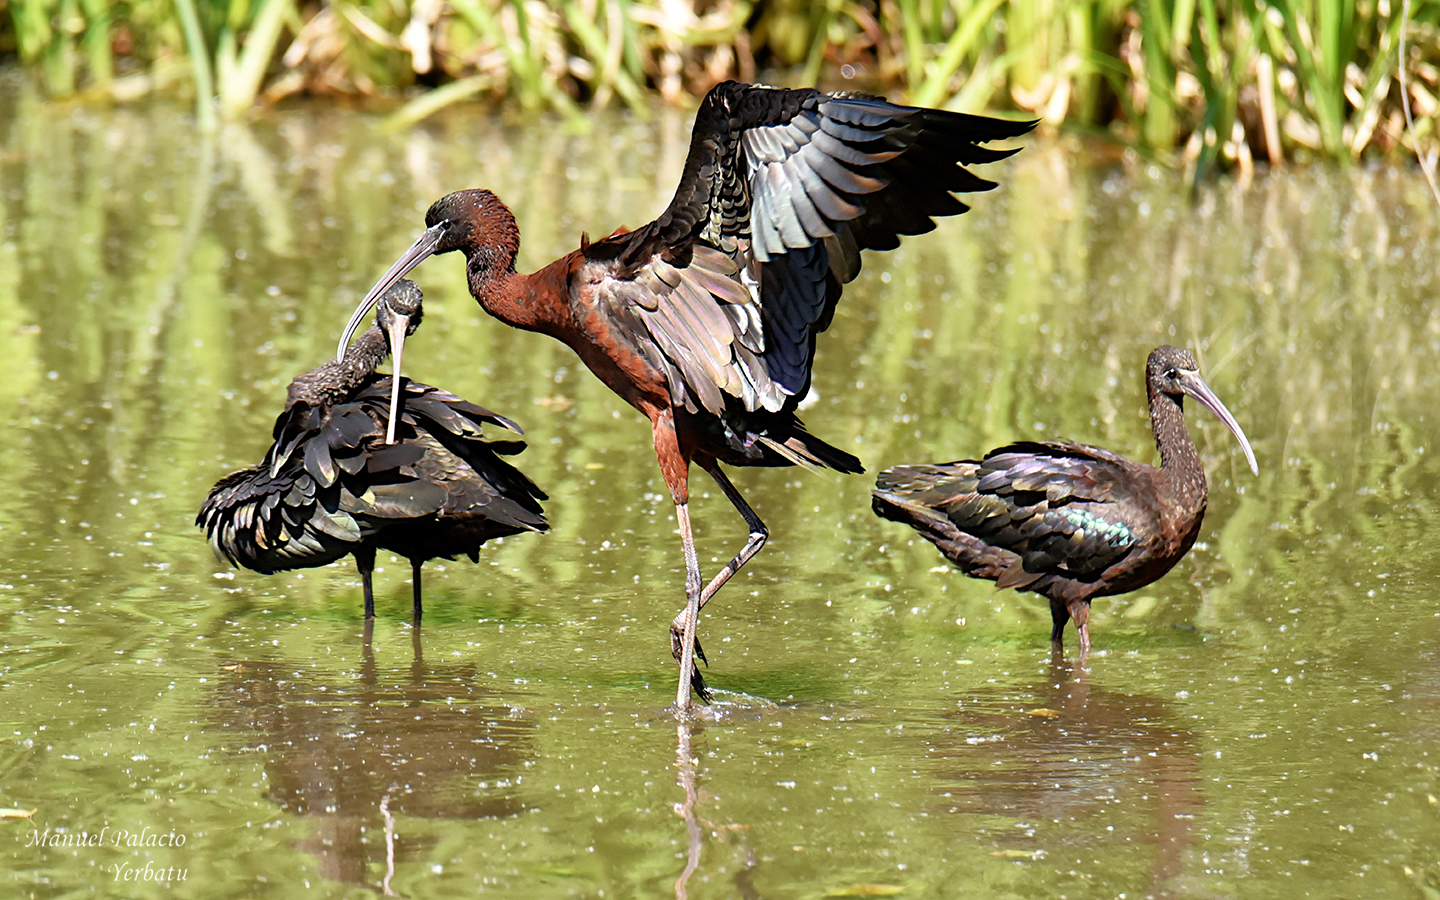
left=336, top=81, right=1034, bottom=713
left=199, top=280, right=548, bottom=622
left=871, top=345, right=1258, bottom=655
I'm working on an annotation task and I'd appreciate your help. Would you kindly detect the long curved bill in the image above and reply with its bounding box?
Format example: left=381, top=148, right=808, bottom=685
left=382, top=308, right=413, bottom=445
left=1178, top=370, right=1259, bottom=475
left=335, top=222, right=447, bottom=362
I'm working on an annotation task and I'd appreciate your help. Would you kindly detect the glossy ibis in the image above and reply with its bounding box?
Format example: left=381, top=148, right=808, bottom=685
left=872, top=345, right=1258, bottom=655
left=337, top=81, right=1034, bottom=712
left=199, top=279, right=548, bottom=621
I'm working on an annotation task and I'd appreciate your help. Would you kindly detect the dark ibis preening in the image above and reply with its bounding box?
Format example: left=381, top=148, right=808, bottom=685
left=872, top=345, right=1258, bottom=655
left=199, top=280, right=548, bottom=621
left=336, top=81, right=1034, bottom=713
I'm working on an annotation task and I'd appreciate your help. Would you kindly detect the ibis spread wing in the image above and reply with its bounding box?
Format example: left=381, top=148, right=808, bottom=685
left=602, top=82, right=1033, bottom=418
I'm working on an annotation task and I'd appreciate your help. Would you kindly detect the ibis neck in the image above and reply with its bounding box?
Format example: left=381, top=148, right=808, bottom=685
left=286, top=326, right=389, bottom=409
left=1149, top=387, right=1207, bottom=511
left=465, top=246, right=560, bottom=335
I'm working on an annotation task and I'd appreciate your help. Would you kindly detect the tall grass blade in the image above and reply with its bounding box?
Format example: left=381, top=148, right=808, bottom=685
left=896, top=0, right=926, bottom=91
left=385, top=73, right=499, bottom=131
left=218, top=0, right=293, bottom=120
left=1255, top=52, right=1282, bottom=165
left=79, top=0, right=113, bottom=90
left=172, top=0, right=217, bottom=131
left=800, top=2, right=836, bottom=89
left=1400, top=0, right=1440, bottom=205
left=913, top=0, right=1008, bottom=108
left=1272, top=0, right=1346, bottom=156
left=563, top=0, right=648, bottom=114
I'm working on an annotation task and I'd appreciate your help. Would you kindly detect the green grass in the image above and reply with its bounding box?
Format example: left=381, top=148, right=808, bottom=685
left=1, top=0, right=1437, bottom=167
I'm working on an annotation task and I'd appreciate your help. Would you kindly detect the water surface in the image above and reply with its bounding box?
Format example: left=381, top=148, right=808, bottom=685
left=1, top=78, right=1438, bottom=899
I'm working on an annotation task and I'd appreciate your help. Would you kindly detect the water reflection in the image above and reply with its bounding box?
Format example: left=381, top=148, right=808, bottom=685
left=211, top=625, right=533, bottom=891
left=672, top=718, right=762, bottom=900
left=673, top=722, right=703, bottom=899
left=931, top=657, right=1199, bottom=895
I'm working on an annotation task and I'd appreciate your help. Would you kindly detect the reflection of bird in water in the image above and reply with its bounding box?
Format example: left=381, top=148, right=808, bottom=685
left=212, top=629, right=533, bottom=890
left=198, top=280, right=547, bottom=621
left=673, top=719, right=762, bottom=900
left=873, top=346, right=1257, bottom=654
left=335, top=81, right=1034, bottom=713
left=930, top=656, right=1201, bottom=892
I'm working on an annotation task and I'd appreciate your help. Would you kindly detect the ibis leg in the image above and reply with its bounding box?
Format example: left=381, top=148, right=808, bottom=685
left=669, top=461, right=768, bottom=674
left=410, top=558, right=424, bottom=623
left=356, top=545, right=378, bottom=619
left=1071, top=600, right=1092, bottom=657
left=696, top=460, right=768, bottom=609
left=672, top=500, right=710, bottom=708
left=651, top=410, right=709, bottom=713
left=1048, top=599, right=1070, bottom=650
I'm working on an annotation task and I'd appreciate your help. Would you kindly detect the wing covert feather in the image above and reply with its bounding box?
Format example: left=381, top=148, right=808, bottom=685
left=875, top=443, right=1147, bottom=581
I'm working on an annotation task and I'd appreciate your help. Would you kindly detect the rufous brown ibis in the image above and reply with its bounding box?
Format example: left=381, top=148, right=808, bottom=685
left=337, top=81, right=1034, bottom=712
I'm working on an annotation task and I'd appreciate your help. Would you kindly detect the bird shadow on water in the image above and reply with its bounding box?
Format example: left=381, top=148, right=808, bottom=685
left=209, top=622, right=535, bottom=894
left=929, top=653, right=1202, bottom=897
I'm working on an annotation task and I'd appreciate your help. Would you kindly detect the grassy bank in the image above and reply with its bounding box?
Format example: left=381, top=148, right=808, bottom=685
left=1, top=0, right=1437, bottom=169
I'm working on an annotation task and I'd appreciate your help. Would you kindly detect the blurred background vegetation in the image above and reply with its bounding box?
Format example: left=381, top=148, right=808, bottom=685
left=0, top=0, right=1436, bottom=171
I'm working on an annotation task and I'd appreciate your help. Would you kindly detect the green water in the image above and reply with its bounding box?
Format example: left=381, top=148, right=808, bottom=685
left=1, top=77, right=1437, bottom=898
